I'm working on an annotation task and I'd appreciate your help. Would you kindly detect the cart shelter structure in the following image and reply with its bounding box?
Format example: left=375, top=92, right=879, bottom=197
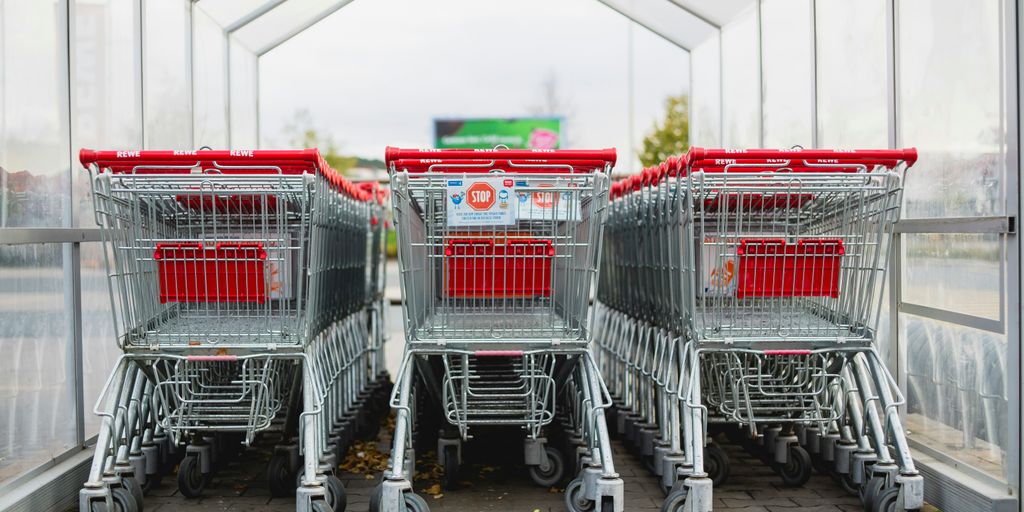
left=0, top=1, right=1020, bottom=512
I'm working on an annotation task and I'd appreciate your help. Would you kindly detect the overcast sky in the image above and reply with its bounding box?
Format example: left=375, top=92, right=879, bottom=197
left=258, top=0, right=689, bottom=173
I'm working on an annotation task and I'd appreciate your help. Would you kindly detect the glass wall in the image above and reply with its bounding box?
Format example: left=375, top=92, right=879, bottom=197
left=897, top=0, right=1011, bottom=485
left=686, top=0, right=1020, bottom=500
left=192, top=5, right=229, bottom=149
left=0, top=0, right=70, bottom=229
left=142, top=0, right=192, bottom=149
left=689, top=37, right=721, bottom=147
left=814, top=0, right=887, bottom=148
left=719, top=7, right=759, bottom=147
left=760, top=0, right=812, bottom=147
left=71, top=0, right=144, bottom=435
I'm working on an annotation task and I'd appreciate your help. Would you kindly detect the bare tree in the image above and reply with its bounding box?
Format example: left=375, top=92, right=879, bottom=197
left=529, top=70, right=574, bottom=119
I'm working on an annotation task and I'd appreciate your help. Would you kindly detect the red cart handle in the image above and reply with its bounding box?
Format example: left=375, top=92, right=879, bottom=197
left=388, top=158, right=610, bottom=174
left=685, top=147, right=918, bottom=168
left=385, top=146, right=616, bottom=167
left=79, top=148, right=374, bottom=203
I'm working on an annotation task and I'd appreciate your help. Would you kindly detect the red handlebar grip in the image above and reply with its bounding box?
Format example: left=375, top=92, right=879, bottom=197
left=385, top=146, right=617, bottom=166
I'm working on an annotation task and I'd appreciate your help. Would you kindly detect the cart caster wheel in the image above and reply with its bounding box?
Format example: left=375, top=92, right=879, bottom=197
left=90, top=487, right=139, bottom=512
left=311, top=500, right=333, bottom=512
left=565, top=478, right=595, bottom=512
left=704, top=444, right=730, bottom=487
left=832, top=470, right=859, bottom=495
left=266, top=454, right=296, bottom=497
left=599, top=496, right=616, bottom=512
left=141, top=473, right=161, bottom=494
left=324, top=474, right=347, bottom=512
left=660, top=487, right=687, bottom=512
left=368, top=483, right=382, bottom=512
left=528, top=446, right=565, bottom=487
left=403, top=492, right=430, bottom=512
left=812, top=454, right=833, bottom=475
left=121, top=476, right=145, bottom=511
left=442, top=444, right=460, bottom=490
left=777, top=445, right=812, bottom=487
left=872, top=485, right=915, bottom=512
left=176, top=454, right=209, bottom=498
left=860, top=475, right=887, bottom=510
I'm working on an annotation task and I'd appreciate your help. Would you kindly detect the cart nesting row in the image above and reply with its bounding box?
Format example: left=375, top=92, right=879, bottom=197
left=77, top=149, right=391, bottom=512
left=376, top=146, right=623, bottom=512
left=594, top=148, right=924, bottom=512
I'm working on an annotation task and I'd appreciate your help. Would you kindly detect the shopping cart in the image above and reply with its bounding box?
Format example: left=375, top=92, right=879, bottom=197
left=78, top=149, right=389, bottom=512
left=373, top=146, right=623, bottom=512
left=595, top=148, right=924, bottom=512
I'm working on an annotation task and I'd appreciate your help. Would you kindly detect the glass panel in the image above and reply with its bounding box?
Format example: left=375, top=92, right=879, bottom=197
left=815, top=0, right=887, bottom=148
left=576, top=0, right=716, bottom=52
left=229, top=38, right=258, bottom=148
left=631, top=26, right=690, bottom=173
left=192, top=7, right=228, bottom=149
left=143, top=0, right=192, bottom=148
left=73, top=0, right=142, bottom=227
left=0, top=0, right=70, bottom=228
left=760, top=0, right=813, bottom=148
left=898, top=0, right=1004, bottom=218
left=81, top=242, right=120, bottom=434
left=902, top=233, right=1002, bottom=321
left=0, top=244, right=74, bottom=485
left=690, top=37, right=721, bottom=147
left=720, top=7, right=759, bottom=147
left=902, top=313, right=1008, bottom=482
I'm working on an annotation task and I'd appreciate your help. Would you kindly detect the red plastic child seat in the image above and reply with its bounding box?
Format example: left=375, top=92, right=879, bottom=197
left=736, top=238, right=844, bottom=298
left=154, top=242, right=268, bottom=303
left=445, top=238, right=555, bottom=298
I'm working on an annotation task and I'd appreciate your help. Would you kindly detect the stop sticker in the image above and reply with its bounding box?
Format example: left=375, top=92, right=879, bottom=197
left=466, top=182, right=496, bottom=211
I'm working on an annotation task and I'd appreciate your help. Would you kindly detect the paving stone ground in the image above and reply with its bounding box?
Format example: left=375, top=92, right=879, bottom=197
left=131, top=426, right=935, bottom=512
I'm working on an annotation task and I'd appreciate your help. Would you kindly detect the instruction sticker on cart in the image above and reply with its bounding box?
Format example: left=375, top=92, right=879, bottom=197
left=446, top=177, right=516, bottom=227
left=516, top=179, right=581, bottom=222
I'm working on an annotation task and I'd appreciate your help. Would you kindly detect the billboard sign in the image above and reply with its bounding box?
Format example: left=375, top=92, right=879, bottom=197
left=434, top=117, right=562, bottom=150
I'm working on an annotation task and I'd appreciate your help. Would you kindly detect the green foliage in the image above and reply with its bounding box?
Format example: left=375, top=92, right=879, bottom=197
left=639, top=94, right=690, bottom=168
left=283, top=109, right=358, bottom=174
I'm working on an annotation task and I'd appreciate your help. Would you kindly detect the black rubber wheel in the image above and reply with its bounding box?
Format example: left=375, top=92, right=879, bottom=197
left=442, top=445, right=460, bottom=490
left=812, top=454, right=833, bottom=475
left=311, top=500, right=333, bottom=512
left=872, top=486, right=902, bottom=512
left=176, top=455, right=208, bottom=499
left=267, top=454, right=296, bottom=497
left=368, top=483, right=382, bottom=512
left=777, top=445, right=812, bottom=487
left=90, top=487, right=139, bottom=512
left=527, top=446, right=566, bottom=487
left=121, top=476, right=144, bottom=511
left=403, top=492, right=430, bottom=512
left=834, top=471, right=859, bottom=496
left=599, top=496, right=616, bottom=511
left=659, top=488, right=688, bottom=512
left=565, top=478, right=596, bottom=512
left=704, top=444, right=730, bottom=487
left=324, top=474, right=347, bottom=512
left=141, top=472, right=161, bottom=494
left=861, top=475, right=887, bottom=510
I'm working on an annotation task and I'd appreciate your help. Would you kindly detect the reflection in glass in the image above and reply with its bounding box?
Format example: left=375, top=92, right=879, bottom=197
left=0, top=245, right=74, bottom=486
left=903, top=314, right=1008, bottom=482
left=0, top=0, right=70, bottom=228
left=898, top=0, right=1004, bottom=218
left=903, top=234, right=1002, bottom=321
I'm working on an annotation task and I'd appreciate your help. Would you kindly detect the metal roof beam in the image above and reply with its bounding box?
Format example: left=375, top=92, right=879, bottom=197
left=255, top=0, right=356, bottom=56
left=594, top=0, right=692, bottom=51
